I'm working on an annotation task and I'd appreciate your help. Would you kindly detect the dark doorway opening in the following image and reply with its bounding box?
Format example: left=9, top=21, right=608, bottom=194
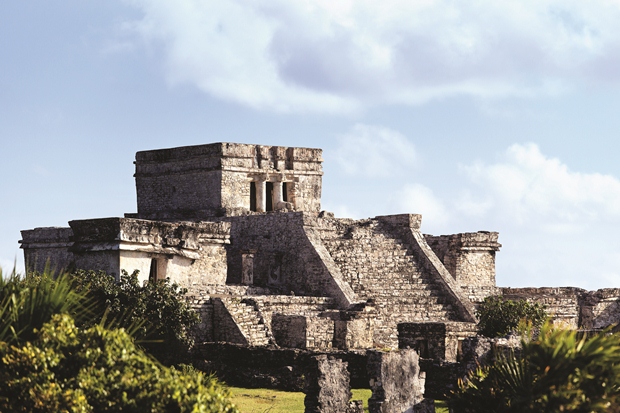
left=266, top=182, right=274, bottom=211
left=250, top=182, right=257, bottom=212
left=282, top=182, right=288, bottom=202
left=149, top=258, right=158, bottom=282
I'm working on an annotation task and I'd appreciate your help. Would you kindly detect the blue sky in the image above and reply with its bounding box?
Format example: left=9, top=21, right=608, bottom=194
left=2, top=0, right=620, bottom=289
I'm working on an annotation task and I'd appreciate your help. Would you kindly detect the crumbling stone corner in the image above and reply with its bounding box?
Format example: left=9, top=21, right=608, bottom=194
left=367, top=349, right=434, bottom=413
left=304, top=355, right=362, bottom=413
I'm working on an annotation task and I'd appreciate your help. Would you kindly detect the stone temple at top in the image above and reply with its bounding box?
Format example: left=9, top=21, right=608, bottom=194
left=21, top=142, right=618, bottom=357
left=132, top=143, right=323, bottom=219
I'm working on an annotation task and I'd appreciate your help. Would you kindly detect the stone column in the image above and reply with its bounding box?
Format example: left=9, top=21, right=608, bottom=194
left=304, top=355, right=362, bottom=413
left=273, top=181, right=283, bottom=207
left=367, top=349, right=433, bottom=413
left=241, top=252, right=255, bottom=285
left=255, top=180, right=266, bottom=213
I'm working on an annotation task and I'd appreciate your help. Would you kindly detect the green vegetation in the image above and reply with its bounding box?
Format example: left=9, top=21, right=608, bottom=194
left=476, top=296, right=546, bottom=337
left=0, top=267, right=239, bottom=412
left=229, top=387, right=372, bottom=413
left=0, top=314, right=239, bottom=413
left=72, top=269, right=200, bottom=364
left=0, top=269, right=94, bottom=344
left=435, top=400, right=449, bottom=412
left=229, top=388, right=453, bottom=412
left=449, top=322, right=620, bottom=413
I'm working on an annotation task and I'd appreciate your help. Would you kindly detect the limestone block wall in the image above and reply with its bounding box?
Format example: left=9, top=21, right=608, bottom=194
left=20, top=227, right=74, bottom=273
left=398, top=322, right=477, bottom=363
left=271, top=314, right=335, bottom=349
left=587, top=289, right=620, bottom=329
left=316, top=214, right=477, bottom=348
left=20, top=218, right=231, bottom=285
left=193, top=343, right=369, bottom=391
left=425, top=232, right=500, bottom=288
left=304, top=355, right=357, bottom=413
left=212, top=298, right=249, bottom=345
left=367, top=350, right=431, bottom=413
left=502, top=287, right=620, bottom=330
left=134, top=143, right=323, bottom=219
left=501, top=287, right=584, bottom=329
left=334, top=316, right=375, bottom=350
left=221, top=212, right=356, bottom=308
left=190, top=296, right=215, bottom=343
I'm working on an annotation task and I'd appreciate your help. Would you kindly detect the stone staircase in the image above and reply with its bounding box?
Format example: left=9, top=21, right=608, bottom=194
left=320, top=219, right=457, bottom=322
left=217, top=296, right=274, bottom=346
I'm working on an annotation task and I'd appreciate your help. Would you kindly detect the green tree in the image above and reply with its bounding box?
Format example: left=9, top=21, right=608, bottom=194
left=0, top=268, right=93, bottom=344
left=72, top=269, right=200, bottom=363
left=449, top=322, right=620, bottom=413
left=477, top=296, right=546, bottom=337
left=0, top=314, right=239, bottom=413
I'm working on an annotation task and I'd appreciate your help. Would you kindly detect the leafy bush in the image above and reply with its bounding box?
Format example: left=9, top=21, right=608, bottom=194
left=449, top=322, right=620, bottom=413
left=477, top=296, right=546, bottom=337
left=72, top=269, right=200, bottom=363
left=0, top=268, right=93, bottom=344
left=0, top=314, right=239, bottom=413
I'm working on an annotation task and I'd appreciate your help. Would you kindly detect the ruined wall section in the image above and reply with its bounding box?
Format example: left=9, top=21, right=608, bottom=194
left=367, top=349, right=432, bottom=413
left=134, top=143, right=323, bottom=219
left=398, top=322, right=477, bottom=363
left=502, top=287, right=583, bottom=329
left=67, top=218, right=229, bottom=286
left=502, top=287, right=620, bottom=330
left=425, top=232, right=501, bottom=303
left=222, top=212, right=357, bottom=309
left=586, top=288, right=620, bottom=329
left=317, top=214, right=476, bottom=348
left=134, top=144, right=224, bottom=219
left=20, top=227, right=74, bottom=273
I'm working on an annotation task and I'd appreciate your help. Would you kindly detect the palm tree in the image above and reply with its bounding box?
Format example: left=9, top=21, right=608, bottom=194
left=449, top=322, right=620, bottom=412
left=0, top=267, right=93, bottom=343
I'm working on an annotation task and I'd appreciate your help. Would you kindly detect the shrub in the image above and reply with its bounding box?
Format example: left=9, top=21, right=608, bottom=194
left=476, top=296, right=546, bottom=338
left=449, top=322, right=620, bottom=413
left=0, top=314, right=239, bottom=413
left=0, top=268, right=93, bottom=344
left=72, top=269, right=200, bottom=363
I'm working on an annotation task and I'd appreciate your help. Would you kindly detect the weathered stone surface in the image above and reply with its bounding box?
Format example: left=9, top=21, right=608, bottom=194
left=425, top=232, right=501, bottom=288
left=304, top=355, right=351, bottom=413
left=193, top=343, right=368, bottom=391
left=134, top=143, right=323, bottom=219
left=367, top=349, right=430, bottom=413
left=19, top=227, right=73, bottom=273
left=398, top=322, right=477, bottom=362
left=500, top=287, right=620, bottom=330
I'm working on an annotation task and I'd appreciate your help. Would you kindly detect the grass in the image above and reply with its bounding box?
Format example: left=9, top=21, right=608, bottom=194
left=228, top=387, right=449, bottom=413
left=228, top=387, right=371, bottom=413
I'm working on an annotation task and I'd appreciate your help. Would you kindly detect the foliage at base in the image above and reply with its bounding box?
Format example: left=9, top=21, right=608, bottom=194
left=72, top=269, right=200, bottom=363
left=0, top=314, right=239, bottom=413
left=476, top=296, right=546, bottom=337
left=449, top=322, right=620, bottom=413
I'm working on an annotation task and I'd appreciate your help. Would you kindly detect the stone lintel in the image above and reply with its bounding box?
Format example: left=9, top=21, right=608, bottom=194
left=69, top=241, right=201, bottom=260
left=376, top=214, right=422, bottom=230
left=247, top=172, right=301, bottom=182
left=19, top=227, right=74, bottom=249
left=69, top=218, right=230, bottom=245
left=458, top=231, right=501, bottom=251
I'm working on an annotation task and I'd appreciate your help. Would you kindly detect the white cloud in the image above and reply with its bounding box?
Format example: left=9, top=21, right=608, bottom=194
left=462, top=143, right=620, bottom=228
left=331, top=123, right=416, bottom=178
left=451, top=143, right=620, bottom=289
left=121, top=0, right=620, bottom=112
left=396, top=183, right=450, bottom=231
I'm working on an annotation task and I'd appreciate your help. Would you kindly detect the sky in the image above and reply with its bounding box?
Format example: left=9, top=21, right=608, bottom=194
left=2, top=0, right=620, bottom=289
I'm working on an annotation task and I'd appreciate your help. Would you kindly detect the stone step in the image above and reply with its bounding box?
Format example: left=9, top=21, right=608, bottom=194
left=320, top=225, right=457, bottom=322
left=219, top=297, right=274, bottom=346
